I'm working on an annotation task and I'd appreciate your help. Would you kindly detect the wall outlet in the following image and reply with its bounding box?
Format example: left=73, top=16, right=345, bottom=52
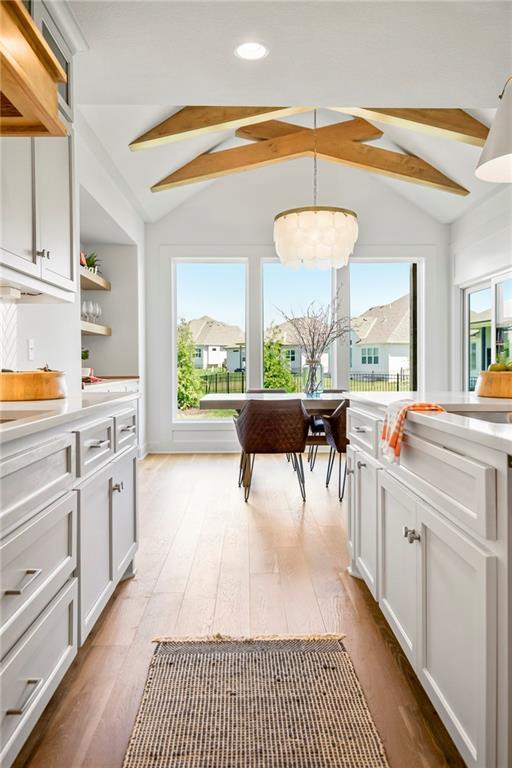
left=27, top=338, right=35, bottom=361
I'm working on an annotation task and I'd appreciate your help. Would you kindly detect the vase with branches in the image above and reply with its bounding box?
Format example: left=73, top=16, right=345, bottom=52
left=277, top=293, right=350, bottom=397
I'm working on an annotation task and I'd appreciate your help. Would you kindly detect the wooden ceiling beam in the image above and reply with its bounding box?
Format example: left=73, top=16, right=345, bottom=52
left=151, top=119, right=381, bottom=191
left=129, top=106, right=312, bottom=151
left=236, top=118, right=382, bottom=143
left=330, top=108, right=489, bottom=147
left=152, top=118, right=468, bottom=196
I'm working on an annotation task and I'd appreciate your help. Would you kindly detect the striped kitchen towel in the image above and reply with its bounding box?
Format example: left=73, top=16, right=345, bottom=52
left=381, top=400, right=445, bottom=461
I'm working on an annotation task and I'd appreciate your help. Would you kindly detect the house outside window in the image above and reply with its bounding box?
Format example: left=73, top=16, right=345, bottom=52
left=195, top=347, right=202, bottom=358
left=285, top=349, right=296, bottom=363
left=361, top=347, right=379, bottom=365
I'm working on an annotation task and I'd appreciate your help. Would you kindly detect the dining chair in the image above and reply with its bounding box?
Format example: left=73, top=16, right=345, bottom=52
left=321, top=400, right=349, bottom=501
left=308, top=390, right=347, bottom=470
left=234, top=399, right=310, bottom=502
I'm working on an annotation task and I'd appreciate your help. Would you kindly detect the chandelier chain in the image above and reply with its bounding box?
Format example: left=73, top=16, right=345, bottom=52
left=313, top=109, right=317, bottom=206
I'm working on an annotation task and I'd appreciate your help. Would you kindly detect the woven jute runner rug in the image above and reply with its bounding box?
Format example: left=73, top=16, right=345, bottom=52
left=123, top=636, right=390, bottom=768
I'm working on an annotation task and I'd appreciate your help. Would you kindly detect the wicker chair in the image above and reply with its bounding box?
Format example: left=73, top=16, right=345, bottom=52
left=321, top=400, right=349, bottom=501
left=234, top=399, right=310, bottom=502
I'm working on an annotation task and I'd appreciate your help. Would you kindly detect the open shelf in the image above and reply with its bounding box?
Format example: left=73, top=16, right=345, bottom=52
left=81, top=320, right=112, bottom=337
left=80, top=267, right=111, bottom=291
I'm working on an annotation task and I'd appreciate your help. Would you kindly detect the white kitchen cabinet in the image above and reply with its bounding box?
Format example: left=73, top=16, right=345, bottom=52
left=345, top=444, right=358, bottom=575
left=34, top=137, right=74, bottom=291
left=378, top=472, right=418, bottom=666
left=417, top=501, right=496, bottom=768
left=354, top=450, right=381, bottom=598
left=77, top=447, right=138, bottom=644
left=0, top=138, right=37, bottom=277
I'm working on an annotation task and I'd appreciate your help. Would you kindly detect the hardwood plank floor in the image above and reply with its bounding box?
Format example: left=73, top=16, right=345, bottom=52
left=14, top=453, right=465, bottom=768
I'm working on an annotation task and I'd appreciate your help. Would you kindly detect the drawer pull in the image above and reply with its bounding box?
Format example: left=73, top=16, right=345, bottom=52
left=347, top=469, right=354, bottom=475
left=403, top=526, right=421, bottom=544
left=88, top=439, right=110, bottom=449
left=121, top=425, right=136, bottom=433
left=4, top=568, right=42, bottom=596
left=6, top=678, right=44, bottom=715
left=112, top=481, right=124, bottom=493
left=353, top=426, right=370, bottom=433
left=357, top=461, right=367, bottom=469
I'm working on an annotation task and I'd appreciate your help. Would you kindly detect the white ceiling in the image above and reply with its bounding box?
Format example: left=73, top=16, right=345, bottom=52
left=68, top=1, right=512, bottom=225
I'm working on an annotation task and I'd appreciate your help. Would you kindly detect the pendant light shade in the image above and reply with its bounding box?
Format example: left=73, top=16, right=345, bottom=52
left=273, top=206, right=358, bottom=270
left=476, top=76, right=512, bottom=183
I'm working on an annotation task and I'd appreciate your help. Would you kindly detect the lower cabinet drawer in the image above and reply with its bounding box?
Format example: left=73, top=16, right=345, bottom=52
left=75, top=417, right=115, bottom=478
left=114, top=408, right=137, bottom=453
left=0, top=579, right=77, bottom=768
left=0, top=492, right=77, bottom=661
left=347, top=408, right=381, bottom=457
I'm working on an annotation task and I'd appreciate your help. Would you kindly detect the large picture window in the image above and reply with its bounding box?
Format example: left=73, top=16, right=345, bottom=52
left=174, top=261, right=246, bottom=419
left=349, top=262, right=416, bottom=391
left=262, top=262, right=332, bottom=391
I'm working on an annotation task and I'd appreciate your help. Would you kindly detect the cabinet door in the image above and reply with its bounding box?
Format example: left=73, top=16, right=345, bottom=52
left=417, top=502, right=496, bottom=768
left=77, top=462, right=115, bottom=644
left=0, top=138, right=38, bottom=276
left=345, top=444, right=360, bottom=577
left=112, top=448, right=138, bottom=581
left=378, top=472, right=418, bottom=665
left=34, top=137, right=74, bottom=290
left=354, top=451, right=381, bottom=598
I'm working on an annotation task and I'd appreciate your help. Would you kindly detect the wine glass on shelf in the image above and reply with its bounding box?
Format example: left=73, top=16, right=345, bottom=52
left=81, top=300, right=88, bottom=321
left=86, top=300, right=95, bottom=323
left=95, top=304, right=102, bottom=325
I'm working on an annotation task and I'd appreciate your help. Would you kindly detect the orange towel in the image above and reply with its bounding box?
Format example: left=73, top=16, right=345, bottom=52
left=381, top=400, right=445, bottom=460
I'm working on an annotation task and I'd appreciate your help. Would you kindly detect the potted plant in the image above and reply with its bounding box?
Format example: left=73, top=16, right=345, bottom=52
left=81, top=349, right=91, bottom=378
left=85, top=252, right=100, bottom=274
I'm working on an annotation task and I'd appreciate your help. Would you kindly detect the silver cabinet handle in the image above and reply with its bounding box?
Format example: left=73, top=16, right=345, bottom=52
left=4, top=568, right=42, bottom=596
left=6, top=678, right=44, bottom=715
left=121, top=425, right=136, bottom=433
left=357, top=461, right=366, bottom=469
left=36, top=249, right=51, bottom=259
left=112, top=481, right=124, bottom=493
left=353, top=426, right=370, bottom=433
left=89, top=439, right=110, bottom=449
left=347, top=468, right=354, bottom=475
left=403, top=526, right=421, bottom=543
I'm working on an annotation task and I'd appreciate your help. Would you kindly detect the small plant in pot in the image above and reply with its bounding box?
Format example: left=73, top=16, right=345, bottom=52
left=81, top=349, right=91, bottom=378
left=85, top=252, right=101, bottom=274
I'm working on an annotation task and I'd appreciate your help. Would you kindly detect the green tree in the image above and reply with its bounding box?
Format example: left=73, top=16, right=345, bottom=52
left=177, top=319, right=202, bottom=409
left=263, top=331, right=295, bottom=392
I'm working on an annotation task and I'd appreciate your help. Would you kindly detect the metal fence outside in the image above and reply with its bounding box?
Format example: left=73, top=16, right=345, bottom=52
left=199, top=370, right=410, bottom=394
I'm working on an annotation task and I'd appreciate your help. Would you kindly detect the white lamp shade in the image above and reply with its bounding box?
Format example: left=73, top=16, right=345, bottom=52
left=476, top=79, right=512, bottom=183
left=274, top=206, right=358, bottom=270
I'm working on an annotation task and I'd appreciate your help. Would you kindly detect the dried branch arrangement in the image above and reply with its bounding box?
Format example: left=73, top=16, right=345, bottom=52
left=277, top=292, right=350, bottom=362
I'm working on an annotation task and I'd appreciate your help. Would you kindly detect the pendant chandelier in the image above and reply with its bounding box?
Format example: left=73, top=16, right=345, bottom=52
left=273, top=110, right=358, bottom=270
left=475, top=76, right=512, bottom=183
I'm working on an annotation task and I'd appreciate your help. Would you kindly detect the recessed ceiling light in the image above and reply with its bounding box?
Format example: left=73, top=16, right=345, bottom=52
left=234, top=42, right=269, bottom=61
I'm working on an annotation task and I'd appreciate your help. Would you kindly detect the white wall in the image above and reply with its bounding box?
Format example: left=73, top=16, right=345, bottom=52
left=145, top=159, right=449, bottom=452
left=80, top=245, right=139, bottom=377
left=449, top=186, right=512, bottom=389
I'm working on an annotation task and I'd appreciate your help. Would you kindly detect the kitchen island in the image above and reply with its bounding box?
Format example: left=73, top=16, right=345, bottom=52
left=345, top=391, right=511, bottom=768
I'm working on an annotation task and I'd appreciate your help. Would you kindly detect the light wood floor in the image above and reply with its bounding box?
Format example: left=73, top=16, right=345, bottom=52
left=15, top=453, right=464, bottom=768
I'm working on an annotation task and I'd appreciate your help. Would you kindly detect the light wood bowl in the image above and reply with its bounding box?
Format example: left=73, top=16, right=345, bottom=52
left=475, top=371, right=512, bottom=398
left=0, top=371, right=67, bottom=401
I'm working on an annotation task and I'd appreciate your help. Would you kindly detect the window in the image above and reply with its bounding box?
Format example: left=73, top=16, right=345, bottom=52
left=466, top=285, right=492, bottom=391
left=361, top=347, right=379, bottom=365
left=496, top=277, right=512, bottom=363
left=174, top=261, right=246, bottom=419
left=262, top=262, right=332, bottom=391
left=350, top=262, right=416, bottom=391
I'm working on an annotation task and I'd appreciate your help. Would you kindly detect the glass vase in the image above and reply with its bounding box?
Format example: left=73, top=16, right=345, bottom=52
left=302, top=359, right=324, bottom=398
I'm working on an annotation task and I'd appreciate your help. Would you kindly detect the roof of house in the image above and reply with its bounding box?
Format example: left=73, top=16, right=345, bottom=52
left=188, top=316, right=245, bottom=347
left=351, top=294, right=410, bottom=345
left=265, top=321, right=302, bottom=347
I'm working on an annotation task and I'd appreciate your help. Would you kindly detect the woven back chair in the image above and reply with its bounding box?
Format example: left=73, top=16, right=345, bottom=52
left=234, top=399, right=309, bottom=501
left=321, top=400, right=349, bottom=500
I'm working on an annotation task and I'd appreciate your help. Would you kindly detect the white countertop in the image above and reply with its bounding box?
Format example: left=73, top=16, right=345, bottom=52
left=0, top=391, right=139, bottom=443
left=348, top=391, right=512, bottom=453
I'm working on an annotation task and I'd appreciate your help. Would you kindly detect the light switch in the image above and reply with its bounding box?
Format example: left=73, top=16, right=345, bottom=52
left=27, top=338, right=35, bottom=361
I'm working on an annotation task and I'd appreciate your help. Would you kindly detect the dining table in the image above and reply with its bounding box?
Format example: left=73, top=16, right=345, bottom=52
left=200, top=391, right=349, bottom=412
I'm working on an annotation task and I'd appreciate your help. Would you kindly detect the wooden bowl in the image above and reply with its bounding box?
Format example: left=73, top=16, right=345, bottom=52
left=0, top=371, right=67, bottom=401
left=475, top=371, right=512, bottom=398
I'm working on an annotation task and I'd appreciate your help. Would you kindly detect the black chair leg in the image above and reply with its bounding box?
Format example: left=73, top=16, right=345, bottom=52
left=339, top=454, right=347, bottom=501
left=326, top=447, right=335, bottom=487
left=290, top=453, right=297, bottom=472
left=310, top=444, right=318, bottom=471
left=294, top=453, right=306, bottom=502
left=244, top=454, right=255, bottom=502
left=238, top=452, right=245, bottom=487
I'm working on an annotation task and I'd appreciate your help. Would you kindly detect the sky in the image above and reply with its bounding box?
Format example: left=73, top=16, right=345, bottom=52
left=176, top=260, right=412, bottom=330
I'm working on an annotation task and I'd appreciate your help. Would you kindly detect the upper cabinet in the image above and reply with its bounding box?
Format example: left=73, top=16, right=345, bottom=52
left=0, top=134, right=76, bottom=296
left=0, top=0, right=68, bottom=137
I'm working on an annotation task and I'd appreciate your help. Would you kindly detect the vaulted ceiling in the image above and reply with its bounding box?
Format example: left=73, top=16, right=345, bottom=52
left=70, top=0, right=512, bottom=224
